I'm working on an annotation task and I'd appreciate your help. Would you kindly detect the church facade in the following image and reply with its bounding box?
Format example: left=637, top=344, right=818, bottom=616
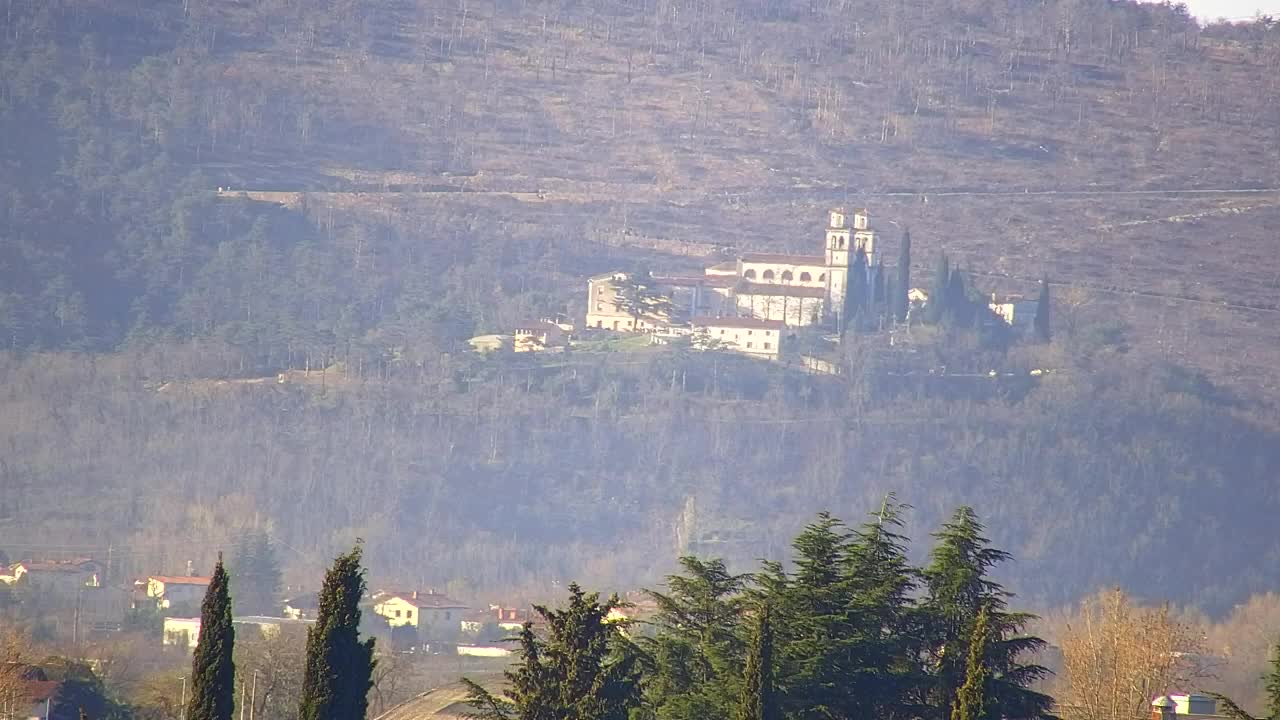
left=586, top=208, right=879, bottom=332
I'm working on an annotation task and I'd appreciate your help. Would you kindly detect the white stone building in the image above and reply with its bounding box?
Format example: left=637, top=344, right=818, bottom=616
left=585, top=208, right=878, bottom=332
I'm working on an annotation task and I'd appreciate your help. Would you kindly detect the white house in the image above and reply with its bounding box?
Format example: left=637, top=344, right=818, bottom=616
left=146, top=575, right=212, bottom=609
left=693, top=317, right=788, bottom=360
left=371, top=590, right=468, bottom=640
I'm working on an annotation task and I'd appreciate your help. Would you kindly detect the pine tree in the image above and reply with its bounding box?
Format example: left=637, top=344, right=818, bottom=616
left=894, top=230, right=912, bottom=323
left=844, top=497, right=926, bottom=720
left=643, top=557, right=746, bottom=720
left=736, top=604, right=777, bottom=720
left=299, top=544, right=376, bottom=720
left=1034, top=277, right=1051, bottom=342
left=925, top=254, right=950, bottom=324
left=950, top=604, right=992, bottom=720
left=187, top=557, right=235, bottom=720
left=464, top=583, right=642, bottom=720
left=922, top=508, right=1052, bottom=720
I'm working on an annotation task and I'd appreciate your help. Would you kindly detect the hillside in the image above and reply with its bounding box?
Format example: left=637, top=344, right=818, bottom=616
left=2, top=0, right=1280, bottom=612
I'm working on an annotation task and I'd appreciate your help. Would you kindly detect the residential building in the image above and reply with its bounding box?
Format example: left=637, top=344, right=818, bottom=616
left=371, top=590, right=468, bottom=639
left=512, top=320, right=568, bottom=352
left=146, top=575, right=212, bottom=610
left=1151, top=693, right=1224, bottom=720
left=693, top=317, right=787, bottom=360
left=162, top=615, right=317, bottom=652
left=988, top=294, right=1038, bottom=333
left=7, top=559, right=102, bottom=594
left=460, top=606, right=534, bottom=634
left=282, top=592, right=319, bottom=620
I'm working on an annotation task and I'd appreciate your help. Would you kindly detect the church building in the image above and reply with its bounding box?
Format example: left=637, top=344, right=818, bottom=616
left=585, top=208, right=879, bottom=332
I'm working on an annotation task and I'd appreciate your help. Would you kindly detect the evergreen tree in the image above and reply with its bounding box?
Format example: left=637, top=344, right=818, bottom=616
left=230, top=531, right=281, bottom=616
left=643, top=557, right=747, bottom=720
left=873, top=262, right=886, bottom=306
left=843, top=498, right=926, bottom=720
left=1265, top=643, right=1280, bottom=720
left=950, top=604, right=992, bottom=720
left=299, top=545, right=376, bottom=720
left=844, top=248, right=869, bottom=335
left=759, top=513, right=861, bottom=719
left=464, top=583, right=642, bottom=720
left=922, top=508, right=1052, bottom=720
left=894, top=230, right=912, bottom=323
left=187, top=557, right=235, bottom=720
left=1034, top=277, right=1051, bottom=342
left=925, top=254, right=950, bottom=324
left=736, top=604, right=777, bottom=720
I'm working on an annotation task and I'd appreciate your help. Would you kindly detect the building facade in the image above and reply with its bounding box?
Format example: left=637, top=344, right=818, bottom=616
left=585, top=209, right=878, bottom=332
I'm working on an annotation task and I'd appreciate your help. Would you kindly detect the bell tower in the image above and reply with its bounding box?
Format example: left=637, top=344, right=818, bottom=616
left=825, top=209, right=851, bottom=313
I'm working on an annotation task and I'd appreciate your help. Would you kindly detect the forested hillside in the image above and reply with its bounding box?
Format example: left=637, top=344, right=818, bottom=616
left=2, top=0, right=1280, bottom=611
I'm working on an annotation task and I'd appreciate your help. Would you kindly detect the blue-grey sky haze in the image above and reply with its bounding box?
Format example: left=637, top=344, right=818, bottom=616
left=1180, top=0, right=1280, bottom=21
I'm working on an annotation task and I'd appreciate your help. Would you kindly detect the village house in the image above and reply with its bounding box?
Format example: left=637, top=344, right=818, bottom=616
left=586, top=208, right=880, bottom=336
left=282, top=592, right=319, bottom=620
left=1151, top=693, right=1225, bottom=720
left=146, top=574, right=211, bottom=610
left=693, top=317, right=787, bottom=360
left=162, top=615, right=316, bottom=652
left=988, top=294, right=1039, bottom=334
left=4, top=669, right=60, bottom=720
left=3, top=559, right=102, bottom=595
left=460, top=606, right=534, bottom=634
left=371, top=590, right=468, bottom=640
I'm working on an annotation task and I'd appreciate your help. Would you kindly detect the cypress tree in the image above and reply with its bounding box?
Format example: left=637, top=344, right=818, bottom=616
left=950, top=604, right=992, bottom=720
left=187, top=557, right=235, bottom=720
left=300, top=545, right=376, bottom=720
left=1265, top=643, right=1280, bottom=720
left=844, top=248, right=869, bottom=334
left=894, top=230, right=912, bottom=323
left=736, top=604, right=777, bottom=720
left=1034, top=277, right=1051, bottom=342
left=925, top=253, right=949, bottom=324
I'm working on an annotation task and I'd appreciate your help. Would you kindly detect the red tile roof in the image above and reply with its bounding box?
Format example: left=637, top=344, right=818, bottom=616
left=740, top=253, right=826, bottom=266
left=23, top=680, right=60, bottom=703
left=149, top=575, right=212, bottom=585
left=653, top=274, right=737, bottom=288
left=692, top=316, right=787, bottom=331
left=737, top=282, right=827, bottom=299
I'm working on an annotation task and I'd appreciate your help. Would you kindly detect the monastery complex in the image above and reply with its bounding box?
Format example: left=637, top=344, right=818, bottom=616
left=587, top=208, right=880, bottom=341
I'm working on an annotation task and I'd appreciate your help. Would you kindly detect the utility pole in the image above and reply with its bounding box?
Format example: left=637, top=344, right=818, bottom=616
left=248, top=671, right=258, bottom=720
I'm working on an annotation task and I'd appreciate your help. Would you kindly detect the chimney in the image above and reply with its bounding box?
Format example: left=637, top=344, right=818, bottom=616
left=186, top=560, right=195, bottom=577
left=412, top=590, right=418, bottom=600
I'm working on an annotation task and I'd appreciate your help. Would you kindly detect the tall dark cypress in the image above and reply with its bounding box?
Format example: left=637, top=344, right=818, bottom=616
left=1034, top=277, right=1051, bottom=342
left=300, top=545, right=376, bottom=720
left=925, top=253, right=949, bottom=324
left=844, top=248, right=869, bottom=334
left=736, top=604, right=777, bottom=720
left=895, top=230, right=911, bottom=323
left=187, top=558, right=235, bottom=720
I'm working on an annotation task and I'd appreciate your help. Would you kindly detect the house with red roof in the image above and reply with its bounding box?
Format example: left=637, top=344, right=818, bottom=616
left=146, top=574, right=212, bottom=610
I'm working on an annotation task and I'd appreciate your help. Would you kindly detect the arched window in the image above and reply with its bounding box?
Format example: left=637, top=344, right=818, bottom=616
left=800, top=272, right=812, bottom=282
left=744, top=269, right=756, bottom=279
left=781, top=270, right=793, bottom=282
left=763, top=270, right=775, bottom=281
left=819, top=273, right=826, bottom=282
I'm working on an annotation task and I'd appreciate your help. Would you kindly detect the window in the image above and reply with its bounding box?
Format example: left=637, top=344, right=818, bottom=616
left=746, top=342, right=754, bottom=349
left=800, top=272, right=812, bottom=282
left=719, top=329, right=725, bottom=335
left=762, top=270, right=775, bottom=280
left=407, top=610, right=414, bottom=619
left=819, top=273, right=826, bottom=282
left=781, top=270, right=793, bottom=281
left=764, top=342, right=772, bottom=349
left=744, top=269, right=756, bottom=279
left=596, top=320, right=603, bottom=328
left=395, top=610, right=402, bottom=618
left=765, top=330, right=771, bottom=336
left=595, top=303, right=603, bottom=311
left=747, top=330, right=753, bottom=335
